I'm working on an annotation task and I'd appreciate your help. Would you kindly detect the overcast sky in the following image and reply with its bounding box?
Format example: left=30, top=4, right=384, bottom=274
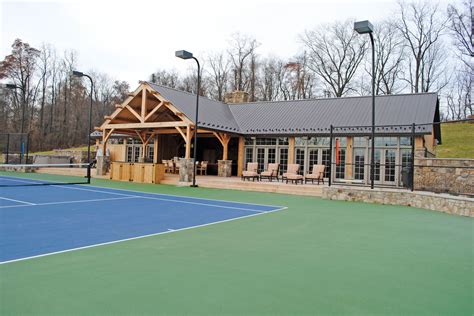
left=1, top=0, right=450, bottom=87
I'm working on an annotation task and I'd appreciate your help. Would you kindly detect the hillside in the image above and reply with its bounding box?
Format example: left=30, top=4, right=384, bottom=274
left=435, top=122, right=474, bottom=158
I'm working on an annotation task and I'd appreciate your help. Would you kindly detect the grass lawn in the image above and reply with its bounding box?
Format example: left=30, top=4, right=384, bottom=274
left=0, top=176, right=472, bottom=315
left=436, top=123, right=474, bottom=158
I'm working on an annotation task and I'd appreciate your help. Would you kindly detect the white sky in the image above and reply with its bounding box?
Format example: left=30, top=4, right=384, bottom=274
left=0, top=0, right=450, bottom=87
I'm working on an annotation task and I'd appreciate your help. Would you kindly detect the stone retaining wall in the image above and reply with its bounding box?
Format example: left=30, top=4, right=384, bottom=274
left=414, top=158, right=474, bottom=196
left=322, top=186, right=473, bottom=217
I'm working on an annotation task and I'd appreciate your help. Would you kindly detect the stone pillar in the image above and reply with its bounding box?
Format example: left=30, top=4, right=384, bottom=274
left=218, top=160, right=232, bottom=177
left=179, top=158, right=194, bottom=182
left=96, top=156, right=107, bottom=176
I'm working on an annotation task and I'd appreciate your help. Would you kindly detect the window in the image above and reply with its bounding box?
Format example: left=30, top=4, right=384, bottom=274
left=308, top=149, right=319, bottom=170
left=279, top=148, right=288, bottom=173
left=384, top=149, right=396, bottom=182
left=354, top=148, right=365, bottom=180
left=245, top=147, right=253, bottom=165
left=335, top=149, right=346, bottom=179
left=322, top=149, right=331, bottom=178
left=295, top=148, right=305, bottom=174
left=245, top=137, right=254, bottom=145
left=295, top=137, right=306, bottom=146
left=256, top=148, right=265, bottom=172
left=400, top=137, right=412, bottom=146
left=278, top=137, right=289, bottom=146
left=256, top=138, right=276, bottom=145
left=354, top=137, right=367, bottom=147
left=375, top=137, right=397, bottom=147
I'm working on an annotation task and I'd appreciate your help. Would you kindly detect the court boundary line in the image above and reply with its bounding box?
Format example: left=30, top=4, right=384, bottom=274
left=0, top=175, right=285, bottom=209
left=0, top=206, right=287, bottom=265
left=0, top=196, right=138, bottom=209
left=0, top=196, right=36, bottom=205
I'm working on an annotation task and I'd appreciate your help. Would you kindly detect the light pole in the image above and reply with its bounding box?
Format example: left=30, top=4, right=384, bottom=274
left=72, top=70, right=94, bottom=183
left=175, top=50, right=200, bottom=188
left=2, top=83, right=27, bottom=163
left=354, top=20, right=376, bottom=189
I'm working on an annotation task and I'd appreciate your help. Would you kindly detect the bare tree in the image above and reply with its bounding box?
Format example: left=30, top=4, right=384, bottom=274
left=301, top=20, right=367, bottom=97
left=365, top=21, right=406, bottom=95
left=207, top=53, right=230, bottom=101
left=149, top=69, right=180, bottom=88
left=395, top=1, right=448, bottom=93
left=228, top=33, right=260, bottom=92
left=447, top=0, right=473, bottom=69
left=445, top=65, right=472, bottom=119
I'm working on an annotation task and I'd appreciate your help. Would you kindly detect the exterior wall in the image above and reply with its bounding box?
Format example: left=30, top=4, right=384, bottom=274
left=414, top=158, right=474, bottom=196
left=108, top=144, right=126, bottom=162
left=323, top=186, right=473, bottom=217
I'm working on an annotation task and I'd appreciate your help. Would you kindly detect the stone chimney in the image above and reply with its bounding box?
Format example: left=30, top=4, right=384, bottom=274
left=224, top=91, right=249, bottom=104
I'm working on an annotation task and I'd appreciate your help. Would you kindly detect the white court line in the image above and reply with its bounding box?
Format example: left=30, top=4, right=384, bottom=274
left=0, top=175, right=283, bottom=209
left=0, top=196, right=36, bottom=206
left=0, top=206, right=287, bottom=265
left=0, top=177, right=275, bottom=212
left=0, top=196, right=138, bottom=209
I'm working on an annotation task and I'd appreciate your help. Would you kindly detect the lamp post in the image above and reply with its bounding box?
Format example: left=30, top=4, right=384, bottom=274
left=72, top=70, right=94, bottom=183
left=354, top=20, right=376, bottom=189
left=175, top=50, right=200, bottom=188
left=2, top=83, right=27, bottom=163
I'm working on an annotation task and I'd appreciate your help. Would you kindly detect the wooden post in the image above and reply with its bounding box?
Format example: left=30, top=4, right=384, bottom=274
left=185, top=125, right=192, bottom=159
left=345, top=137, right=353, bottom=179
left=237, top=136, right=245, bottom=177
left=288, top=137, right=295, bottom=164
left=213, top=132, right=231, bottom=160
left=153, top=134, right=159, bottom=163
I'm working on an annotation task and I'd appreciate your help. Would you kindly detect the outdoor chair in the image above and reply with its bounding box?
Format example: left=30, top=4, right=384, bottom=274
left=304, top=164, right=325, bottom=184
left=282, top=164, right=303, bottom=184
left=197, top=161, right=208, bottom=175
left=162, top=160, right=170, bottom=173
left=241, top=162, right=259, bottom=181
left=259, top=163, right=279, bottom=182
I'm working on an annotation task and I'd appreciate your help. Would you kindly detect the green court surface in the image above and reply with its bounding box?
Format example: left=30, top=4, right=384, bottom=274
left=0, top=174, right=472, bottom=315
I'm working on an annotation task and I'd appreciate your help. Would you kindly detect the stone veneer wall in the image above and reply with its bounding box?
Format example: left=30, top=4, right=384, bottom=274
left=322, top=186, right=473, bottom=217
left=414, top=158, right=474, bottom=196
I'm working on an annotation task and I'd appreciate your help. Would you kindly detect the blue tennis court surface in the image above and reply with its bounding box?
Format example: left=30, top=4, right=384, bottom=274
left=0, top=175, right=284, bottom=264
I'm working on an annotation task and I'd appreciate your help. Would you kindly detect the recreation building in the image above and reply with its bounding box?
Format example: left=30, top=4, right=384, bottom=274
left=95, top=81, right=441, bottom=187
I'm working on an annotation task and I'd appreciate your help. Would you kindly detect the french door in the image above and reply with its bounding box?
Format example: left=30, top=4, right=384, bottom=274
left=256, top=147, right=276, bottom=172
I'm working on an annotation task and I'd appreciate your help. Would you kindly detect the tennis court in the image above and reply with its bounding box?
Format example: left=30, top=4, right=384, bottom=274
left=0, top=170, right=471, bottom=315
left=0, top=174, right=284, bottom=264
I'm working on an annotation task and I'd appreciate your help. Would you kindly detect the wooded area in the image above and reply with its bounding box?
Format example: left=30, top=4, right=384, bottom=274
left=0, top=0, right=471, bottom=152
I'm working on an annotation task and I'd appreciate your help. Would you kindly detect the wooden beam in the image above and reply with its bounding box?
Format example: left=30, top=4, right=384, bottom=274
left=213, top=132, right=231, bottom=160
left=104, top=128, right=115, bottom=143
left=104, top=115, right=112, bottom=120
left=185, top=125, right=192, bottom=159
left=175, top=127, right=187, bottom=143
left=104, top=122, right=188, bottom=129
left=237, top=136, right=245, bottom=176
left=153, top=135, right=159, bottom=163
left=115, top=104, right=124, bottom=108
left=125, top=105, right=143, bottom=122
left=144, top=101, right=163, bottom=121
left=141, top=88, right=147, bottom=121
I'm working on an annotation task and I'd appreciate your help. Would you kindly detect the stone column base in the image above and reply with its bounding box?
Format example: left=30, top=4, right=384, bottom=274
left=218, top=160, right=232, bottom=177
left=96, top=156, right=108, bottom=176
left=179, top=158, right=195, bottom=182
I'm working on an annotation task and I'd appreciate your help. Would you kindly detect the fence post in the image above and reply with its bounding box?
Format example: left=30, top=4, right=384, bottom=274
left=5, top=134, right=9, bottom=164
left=411, top=123, right=416, bottom=191
left=329, top=125, right=333, bottom=187
left=25, top=133, right=30, bottom=164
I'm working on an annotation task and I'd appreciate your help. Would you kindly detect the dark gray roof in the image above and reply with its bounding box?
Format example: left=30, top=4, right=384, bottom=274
left=147, top=82, right=439, bottom=136
left=148, top=83, right=241, bottom=133
left=229, top=93, right=439, bottom=136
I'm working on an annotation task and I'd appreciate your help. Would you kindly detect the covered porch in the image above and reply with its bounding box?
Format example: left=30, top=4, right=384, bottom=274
left=95, top=82, right=240, bottom=183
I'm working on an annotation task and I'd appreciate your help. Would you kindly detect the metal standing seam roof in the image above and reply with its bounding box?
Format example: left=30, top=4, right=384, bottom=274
left=147, top=82, right=439, bottom=136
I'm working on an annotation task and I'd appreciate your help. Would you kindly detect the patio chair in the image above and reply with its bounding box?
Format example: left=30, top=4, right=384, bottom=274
left=197, top=161, right=208, bottom=175
left=162, top=160, right=170, bottom=173
left=241, top=162, right=259, bottom=181
left=282, top=164, right=303, bottom=184
left=304, top=164, right=325, bottom=184
left=259, top=163, right=279, bottom=182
